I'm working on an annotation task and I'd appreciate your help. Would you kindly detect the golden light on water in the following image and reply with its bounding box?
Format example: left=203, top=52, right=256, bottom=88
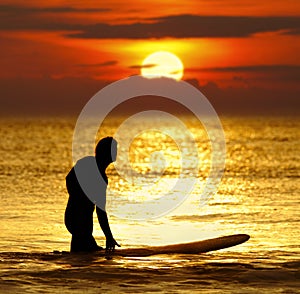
left=0, top=116, right=299, bottom=253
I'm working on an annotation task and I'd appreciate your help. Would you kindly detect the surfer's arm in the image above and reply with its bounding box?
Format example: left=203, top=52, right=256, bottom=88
left=96, top=207, right=120, bottom=251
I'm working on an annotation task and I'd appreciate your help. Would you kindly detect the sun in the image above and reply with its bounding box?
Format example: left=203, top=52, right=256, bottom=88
left=141, top=51, right=184, bottom=81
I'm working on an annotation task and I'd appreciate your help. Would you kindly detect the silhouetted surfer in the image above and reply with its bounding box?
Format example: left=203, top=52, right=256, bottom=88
left=65, top=137, right=120, bottom=253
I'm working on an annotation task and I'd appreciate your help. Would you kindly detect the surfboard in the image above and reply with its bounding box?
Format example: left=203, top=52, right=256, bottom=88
left=93, top=234, right=250, bottom=257
left=0, top=235, right=249, bottom=262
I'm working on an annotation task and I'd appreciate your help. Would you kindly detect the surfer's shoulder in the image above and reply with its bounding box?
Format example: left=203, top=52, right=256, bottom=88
left=76, top=156, right=95, bottom=165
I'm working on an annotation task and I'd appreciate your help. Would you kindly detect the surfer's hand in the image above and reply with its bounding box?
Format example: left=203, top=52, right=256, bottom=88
left=105, top=237, right=120, bottom=253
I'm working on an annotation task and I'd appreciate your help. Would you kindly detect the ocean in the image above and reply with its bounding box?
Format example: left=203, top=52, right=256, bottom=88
left=0, top=115, right=299, bottom=293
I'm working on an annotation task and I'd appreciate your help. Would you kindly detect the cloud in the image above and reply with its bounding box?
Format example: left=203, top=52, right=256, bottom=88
left=186, top=65, right=300, bottom=82
left=0, top=6, right=299, bottom=39
left=0, top=76, right=299, bottom=116
left=66, top=15, right=300, bottom=39
left=282, top=28, right=300, bottom=35
left=129, top=64, right=158, bottom=69
left=0, top=4, right=110, bottom=14
left=186, top=65, right=300, bottom=73
left=0, top=4, right=110, bottom=31
left=76, top=61, right=118, bottom=68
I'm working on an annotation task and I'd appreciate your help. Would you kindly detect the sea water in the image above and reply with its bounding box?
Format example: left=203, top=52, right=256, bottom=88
left=0, top=115, right=299, bottom=293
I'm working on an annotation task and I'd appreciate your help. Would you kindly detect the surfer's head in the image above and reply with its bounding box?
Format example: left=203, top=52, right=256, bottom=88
left=95, top=137, right=118, bottom=166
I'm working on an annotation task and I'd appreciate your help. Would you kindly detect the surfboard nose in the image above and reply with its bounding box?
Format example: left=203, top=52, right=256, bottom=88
left=237, top=234, right=250, bottom=242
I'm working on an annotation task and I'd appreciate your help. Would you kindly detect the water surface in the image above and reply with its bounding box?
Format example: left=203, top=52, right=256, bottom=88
left=0, top=115, right=299, bottom=293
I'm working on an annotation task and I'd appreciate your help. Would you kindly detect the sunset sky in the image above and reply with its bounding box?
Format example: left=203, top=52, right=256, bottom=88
left=1, top=0, right=300, bottom=115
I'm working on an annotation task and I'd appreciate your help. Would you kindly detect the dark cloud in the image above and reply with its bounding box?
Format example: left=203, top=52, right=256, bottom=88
left=282, top=28, right=300, bottom=35
left=0, top=4, right=110, bottom=14
left=0, top=6, right=299, bottom=39
left=76, top=61, right=118, bottom=68
left=186, top=65, right=300, bottom=73
left=129, top=64, right=158, bottom=69
left=0, top=77, right=110, bottom=115
left=199, top=81, right=300, bottom=115
left=186, top=65, right=300, bottom=83
left=66, top=15, right=300, bottom=39
left=0, top=76, right=299, bottom=116
left=232, top=76, right=246, bottom=81
left=0, top=4, right=110, bottom=31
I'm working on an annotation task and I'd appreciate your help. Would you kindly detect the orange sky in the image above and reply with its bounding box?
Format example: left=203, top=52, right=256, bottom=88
left=0, top=0, right=299, bottom=114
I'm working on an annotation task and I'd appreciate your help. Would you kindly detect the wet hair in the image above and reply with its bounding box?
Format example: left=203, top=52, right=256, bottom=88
left=95, top=137, right=117, bottom=158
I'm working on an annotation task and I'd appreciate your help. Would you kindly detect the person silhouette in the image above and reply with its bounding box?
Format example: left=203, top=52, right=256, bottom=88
left=65, top=137, right=120, bottom=253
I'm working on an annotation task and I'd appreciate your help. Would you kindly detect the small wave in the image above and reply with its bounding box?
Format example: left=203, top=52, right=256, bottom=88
left=169, top=212, right=259, bottom=222
left=1, top=251, right=299, bottom=293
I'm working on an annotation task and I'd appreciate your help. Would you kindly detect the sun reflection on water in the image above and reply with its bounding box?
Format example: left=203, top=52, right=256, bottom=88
left=0, top=116, right=298, bottom=258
